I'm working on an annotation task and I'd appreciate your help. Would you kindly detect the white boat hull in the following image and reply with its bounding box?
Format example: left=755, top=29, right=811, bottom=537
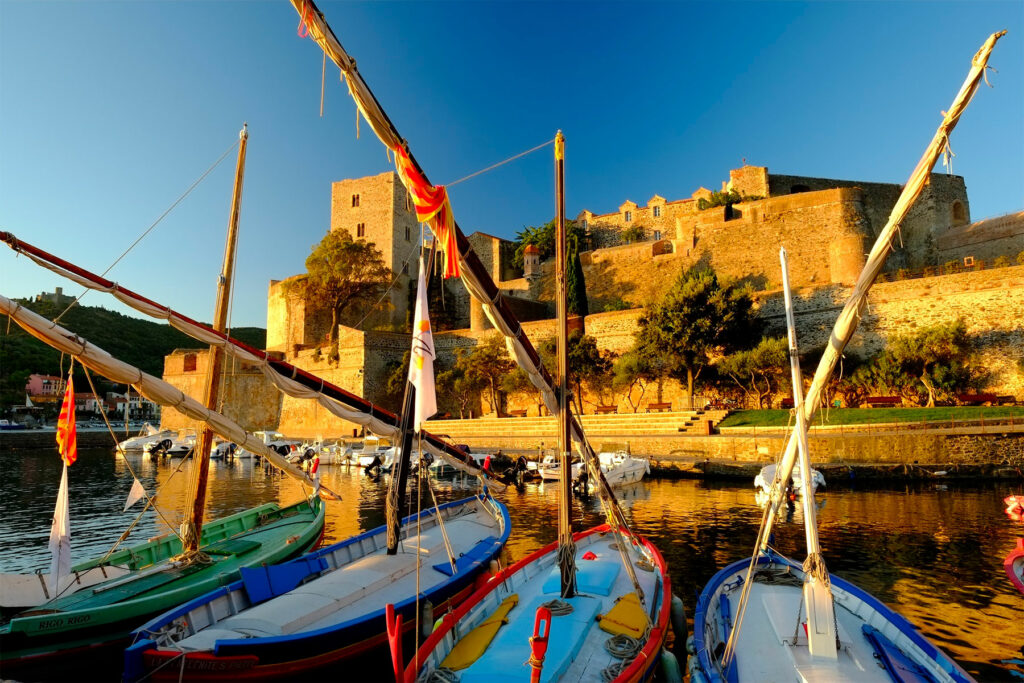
left=755, top=463, right=825, bottom=496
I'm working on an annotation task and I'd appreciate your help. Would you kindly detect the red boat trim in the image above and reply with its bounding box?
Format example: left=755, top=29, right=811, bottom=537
left=1005, top=538, right=1024, bottom=595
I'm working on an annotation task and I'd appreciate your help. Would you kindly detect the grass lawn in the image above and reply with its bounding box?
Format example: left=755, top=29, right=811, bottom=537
left=717, top=405, right=1024, bottom=428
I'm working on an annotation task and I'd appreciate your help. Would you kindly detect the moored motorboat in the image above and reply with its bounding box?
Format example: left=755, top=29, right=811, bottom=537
left=754, top=462, right=824, bottom=497
left=125, top=494, right=509, bottom=681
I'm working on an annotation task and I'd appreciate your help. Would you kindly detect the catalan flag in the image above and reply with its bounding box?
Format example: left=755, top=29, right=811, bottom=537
left=56, top=373, right=77, bottom=466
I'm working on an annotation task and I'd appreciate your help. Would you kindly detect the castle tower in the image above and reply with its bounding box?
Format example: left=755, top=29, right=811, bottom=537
left=330, top=171, right=420, bottom=327
left=523, top=243, right=541, bottom=279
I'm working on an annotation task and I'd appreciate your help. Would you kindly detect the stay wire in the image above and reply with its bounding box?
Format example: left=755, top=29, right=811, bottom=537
left=445, top=138, right=555, bottom=188
left=53, top=137, right=242, bottom=325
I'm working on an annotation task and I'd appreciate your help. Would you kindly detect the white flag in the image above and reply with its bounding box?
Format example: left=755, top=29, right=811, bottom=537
left=123, top=477, right=147, bottom=512
left=407, top=257, right=437, bottom=432
left=48, top=464, right=71, bottom=594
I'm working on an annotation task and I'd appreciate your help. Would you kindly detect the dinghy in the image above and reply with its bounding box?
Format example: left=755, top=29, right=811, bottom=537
left=124, top=494, right=509, bottom=681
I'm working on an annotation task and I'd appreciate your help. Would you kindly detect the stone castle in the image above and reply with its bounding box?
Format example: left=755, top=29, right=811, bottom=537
left=162, top=165, right=1024, bottom=435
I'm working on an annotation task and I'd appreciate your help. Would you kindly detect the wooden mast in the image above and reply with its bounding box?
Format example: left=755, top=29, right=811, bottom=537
left=182, top=123, right=249, bottom=553
left=554, top=130, right=576, bottom=597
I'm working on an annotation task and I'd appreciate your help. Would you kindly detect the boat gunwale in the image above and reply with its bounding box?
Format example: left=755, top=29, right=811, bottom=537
left=404, top=523, right=672, bottom=683
left=691, top=550, right=974, bottom=683
left=127, top=494, right=510, bottom=672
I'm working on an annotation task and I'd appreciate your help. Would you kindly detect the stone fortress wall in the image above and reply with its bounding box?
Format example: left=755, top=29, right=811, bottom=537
left=162, top=164, right=1023, bottom=434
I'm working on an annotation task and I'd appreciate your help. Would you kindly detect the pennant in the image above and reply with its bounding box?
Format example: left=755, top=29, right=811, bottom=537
left=48, top=463, right=71, bottom=593
left=123, top=477, right=147, bottom=512
left=56, top=372, right=77, bottom=467
left=407, top=257, right=437, bottom=432
left=394, top=146, right=461, bottom=278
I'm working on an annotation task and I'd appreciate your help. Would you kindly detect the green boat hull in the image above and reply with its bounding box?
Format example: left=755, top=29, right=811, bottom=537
left=0, top=496, right=324, bottom=677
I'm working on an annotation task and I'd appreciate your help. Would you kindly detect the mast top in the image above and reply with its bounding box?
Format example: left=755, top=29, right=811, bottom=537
left=240, top=123, right=248, bottom=140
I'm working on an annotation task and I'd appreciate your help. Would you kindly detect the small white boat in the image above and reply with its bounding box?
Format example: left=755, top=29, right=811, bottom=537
left=115, top=423, right=171, bottom=452
left=755, top=462, right=824, bottom=497
left=539, top=449, right=650, bottom=491
left=355, top=435, right=396, bottom=469
left=236, top=431, right=299, bottom=459
left=142, top=430, right=195, bottom=456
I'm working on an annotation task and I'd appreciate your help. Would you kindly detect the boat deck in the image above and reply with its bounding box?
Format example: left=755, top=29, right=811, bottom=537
left=172, top=501, right=501, bottom=650
left=422, top=530, right=663, bottom=683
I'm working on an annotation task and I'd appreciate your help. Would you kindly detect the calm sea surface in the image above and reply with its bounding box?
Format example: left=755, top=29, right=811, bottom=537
left=1, top=446, right=1021, bottom=680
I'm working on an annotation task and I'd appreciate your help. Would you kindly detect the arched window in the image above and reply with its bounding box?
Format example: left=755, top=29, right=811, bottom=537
left=952, top=201, right=966, bottom=224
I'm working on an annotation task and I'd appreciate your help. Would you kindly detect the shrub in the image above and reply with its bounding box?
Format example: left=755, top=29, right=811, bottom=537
left=1017, top=250, right=1024, bottom=266
left=896, top=268, right=911, bottom=280
left=994, top=255, right=1011, bottom=268
left=943, top=260, right=961, bottom=275
left=621, top=225, right=646, bottom=243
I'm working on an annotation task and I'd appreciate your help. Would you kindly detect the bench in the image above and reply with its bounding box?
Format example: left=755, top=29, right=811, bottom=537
left=594, top=405, right=618, bottom=415
left=505, top=409, right=528, bottom=418
left=647, top=402, right=672, bottom=412
left=863, top=396, right=901, bottom=408
left=956, top=393, right=998, bottom=406
left=997, top=395, right=1017, bottom=406
left=780, top=398, right=794, bottom=410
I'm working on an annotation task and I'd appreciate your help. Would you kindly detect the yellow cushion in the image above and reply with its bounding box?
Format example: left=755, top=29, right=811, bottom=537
left=597, top=592, right=647, bottom=639
left=441, top=594, right=519, bottom=671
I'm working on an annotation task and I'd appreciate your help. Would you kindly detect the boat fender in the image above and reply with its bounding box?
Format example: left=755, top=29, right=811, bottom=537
left=670, top=593, right=688, bottom=661
left=583, top=551, right=597, bottom=560
left=686, top=654, right=710, bottom=683
left=421, top=599, right=434, bottom=639
left=660, top=649, right=684, bottom=683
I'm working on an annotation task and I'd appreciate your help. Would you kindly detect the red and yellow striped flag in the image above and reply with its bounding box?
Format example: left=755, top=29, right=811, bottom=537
left=56, top=373, right=77, bottom=466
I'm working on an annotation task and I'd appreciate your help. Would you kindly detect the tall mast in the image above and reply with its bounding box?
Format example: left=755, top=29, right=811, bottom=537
left=182, top=123, right=248, bottom=553
left=781, top=247, right=837, bottom=658
left=554, top=130, right=576, bottom=597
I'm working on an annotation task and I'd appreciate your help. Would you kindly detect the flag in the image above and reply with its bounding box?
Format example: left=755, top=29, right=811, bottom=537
left=407, top=257, right=437, bottom=432
left=48, top=463, right=71, bottom=593
left=123, top=477, right=147, bottom=512
left=56, top=373, right=77, bottom=467
left=25, top=394, right=33, bottom=408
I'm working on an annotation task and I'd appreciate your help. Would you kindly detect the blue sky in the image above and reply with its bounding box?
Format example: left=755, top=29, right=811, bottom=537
left=1, top=1, right=1021, bottom=328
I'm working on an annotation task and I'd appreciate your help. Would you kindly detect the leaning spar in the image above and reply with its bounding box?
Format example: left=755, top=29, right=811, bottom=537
left=759, top=30, right=1006, bottom=542
left=289, top=0, right=638, bottom=542
left=0, top=294, right=329, bottom=493
left=0, top=232, right=501, bottom=483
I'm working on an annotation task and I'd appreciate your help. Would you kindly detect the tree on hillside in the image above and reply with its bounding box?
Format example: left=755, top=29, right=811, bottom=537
left=612, top=350, right=662, bottom=413
left=634, top=267, right=760, bottom=409
left=287, top=230, right=392, bottom=348
left=464, top=336, right=516, bottom=415
left=539, top=332, right=612, bottom=413
left=717, top=337, right=789, bottom=409
left=512, top=219, right=587, bottom=270
left=437, top=350, right=487, bottom=418
left=566, top=234, right=589, bottom=317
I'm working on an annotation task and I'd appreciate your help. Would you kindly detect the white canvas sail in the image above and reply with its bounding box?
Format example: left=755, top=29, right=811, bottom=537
left=407, top=256, right=436, bottom=433
left=48, top=464, right=71, bottom=594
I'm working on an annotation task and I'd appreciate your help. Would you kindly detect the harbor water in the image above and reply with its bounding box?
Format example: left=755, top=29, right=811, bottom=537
left=0, top=446, right=1020, bottom=680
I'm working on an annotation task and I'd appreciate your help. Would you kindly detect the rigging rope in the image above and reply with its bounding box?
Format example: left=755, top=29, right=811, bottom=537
left=53, top=137, right=241, bottom=324
left=445, top=138, right=555, bottom=189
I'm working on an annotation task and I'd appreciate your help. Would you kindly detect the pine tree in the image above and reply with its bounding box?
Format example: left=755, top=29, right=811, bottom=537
left=566, top=234, right=589, bottom=317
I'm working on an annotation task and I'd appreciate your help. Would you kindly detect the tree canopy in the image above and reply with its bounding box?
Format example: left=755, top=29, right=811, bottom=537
left=288, top=229, right=392, bottom=347
left=717, top=336, right=789, bottom=409
left=633, top=267, right=760, bottom=407
left=566, top=234, right=589, bottom=318
left=512, top=219, right=587, bottom=270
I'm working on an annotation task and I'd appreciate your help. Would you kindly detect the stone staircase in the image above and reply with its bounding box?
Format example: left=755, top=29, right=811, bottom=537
left=425, top=410, right=731, bottom=440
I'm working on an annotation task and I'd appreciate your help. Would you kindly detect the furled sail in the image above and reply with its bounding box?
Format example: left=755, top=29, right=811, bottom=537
left=0, top=232, right=498, bottom=484
left=0, top=294, right=338, bottom=498
left=290, top=0, right=634, bottom=535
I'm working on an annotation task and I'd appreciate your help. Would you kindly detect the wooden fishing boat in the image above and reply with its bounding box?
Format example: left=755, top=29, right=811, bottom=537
left=0, top=496, right=324, bottom=678
left=1005, top=538, right=1024, bottom=595
left=124, top=494, right=509, bottom=681
left=407, top=524, right=669, bottom=683
left=690, top=551, right=974, bottom=683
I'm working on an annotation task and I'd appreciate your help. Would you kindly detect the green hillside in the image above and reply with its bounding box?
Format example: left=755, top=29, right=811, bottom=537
left=0, top=299, right=265, bottom=408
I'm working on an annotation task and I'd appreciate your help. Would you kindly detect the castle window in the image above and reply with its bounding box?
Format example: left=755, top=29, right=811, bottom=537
left=653, top=206, right=661, bottom=218
left=654, top=230, right=662, bottom=241
left=183, top=353, right=197, bottom=373
left=581, top=219, right=587, bottom=231
left=952, top=201, right=966, bottom=224
left=402, top=263, right=409, bottom=274
left=357, top=223, right=365, bottom=237
left=405, top=225, right=411, bottom=241
left=624, top=211, right=632, bottom=222
left=352, top=194, right=360, bottom=207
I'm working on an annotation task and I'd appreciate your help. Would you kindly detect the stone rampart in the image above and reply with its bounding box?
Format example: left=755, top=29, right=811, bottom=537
left=936, top=211, right=1024, bottom=263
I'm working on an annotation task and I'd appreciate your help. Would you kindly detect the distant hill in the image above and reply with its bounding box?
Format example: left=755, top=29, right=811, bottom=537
left=0, top=299, right=265, bottom=405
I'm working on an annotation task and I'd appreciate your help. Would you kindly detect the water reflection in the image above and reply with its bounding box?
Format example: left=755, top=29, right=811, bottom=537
left=0, top=448, right=1019, bottom=678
